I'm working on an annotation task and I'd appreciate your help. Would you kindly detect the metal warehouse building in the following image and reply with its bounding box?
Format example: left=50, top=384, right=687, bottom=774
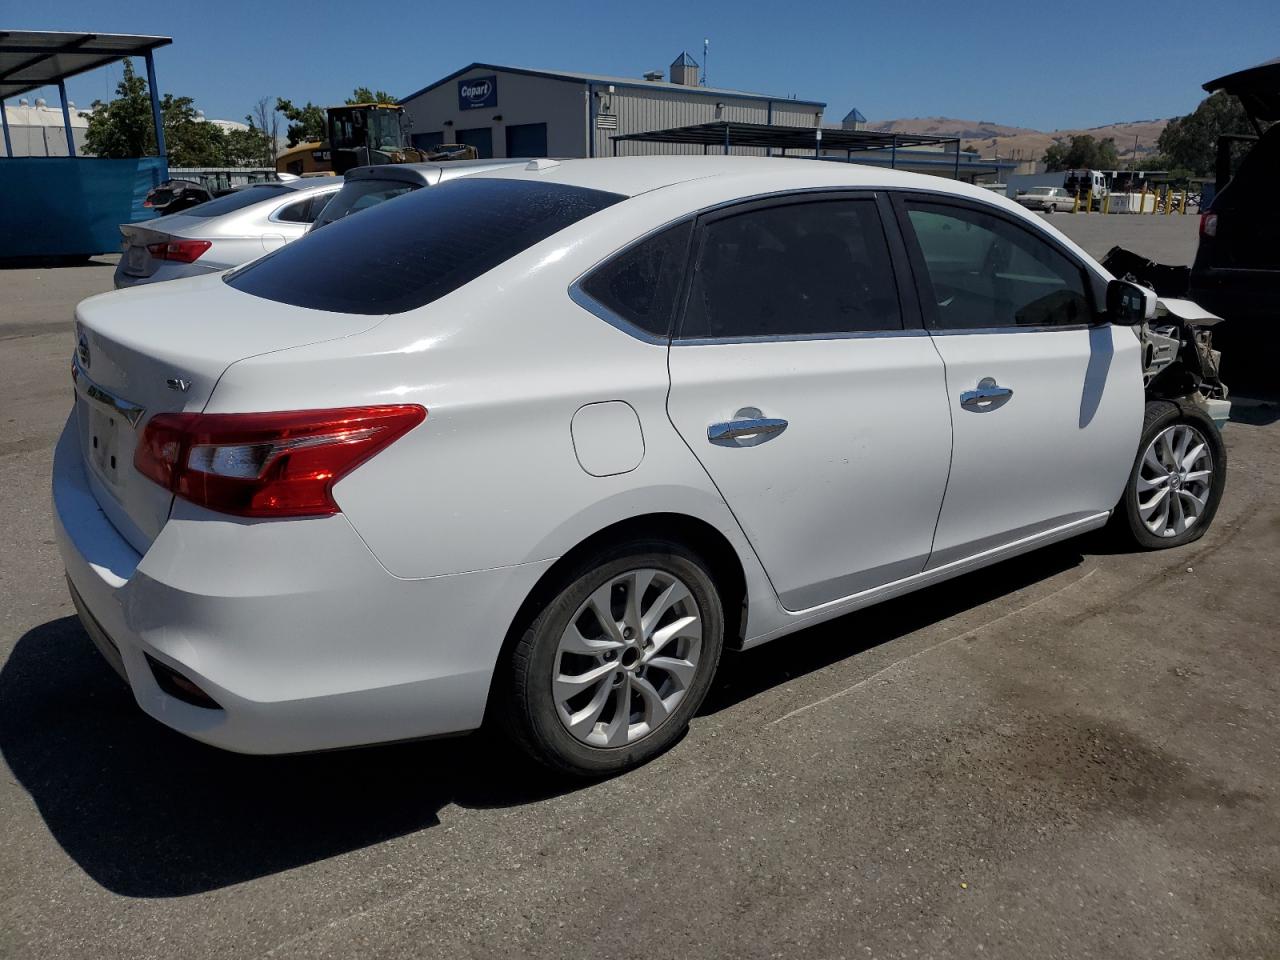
left=398, top=53, right=826, bottom=160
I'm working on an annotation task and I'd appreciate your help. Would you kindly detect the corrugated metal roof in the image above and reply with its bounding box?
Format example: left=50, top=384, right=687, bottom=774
left=0, top=30, right=172, bottom=99
left=400, top=62, right=826, bottom=108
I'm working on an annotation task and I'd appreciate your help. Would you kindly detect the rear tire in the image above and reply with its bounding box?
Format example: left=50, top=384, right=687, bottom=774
left=1113, top=400, right=1226, bottom=550
left=497, top=539, right=725, bottom=778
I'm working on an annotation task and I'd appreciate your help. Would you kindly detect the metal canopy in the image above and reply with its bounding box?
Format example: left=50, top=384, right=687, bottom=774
left=612, top=120, right=959, bottom=153
left=0, top=30, right=171, bottom=99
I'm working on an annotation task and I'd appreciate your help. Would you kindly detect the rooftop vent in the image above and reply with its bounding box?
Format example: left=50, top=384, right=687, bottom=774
left=643, top=70, right=664, bottom=82
left=670, top=52, right=699, bottom=86
left=842, top=107, right=867, bottom=131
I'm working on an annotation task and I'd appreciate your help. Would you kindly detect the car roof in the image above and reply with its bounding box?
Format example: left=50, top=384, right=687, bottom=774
left=469, top=155, right=1015, bottom=206
left=343, top=158, right=529, bottom=185
left=228, top=178, right=339, bottom=197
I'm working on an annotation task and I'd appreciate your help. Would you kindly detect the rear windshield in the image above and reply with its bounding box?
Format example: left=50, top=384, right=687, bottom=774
left=311, top=177, right=421, bottom=230
left=184, top=185, right=294, bottom=217
left=226, top=178, right=625, bottom=315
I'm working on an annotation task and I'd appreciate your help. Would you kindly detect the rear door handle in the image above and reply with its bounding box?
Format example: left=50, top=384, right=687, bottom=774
left=708, top=407, right=788, bottom=446
left=960, top=377, right=1013, bottom=409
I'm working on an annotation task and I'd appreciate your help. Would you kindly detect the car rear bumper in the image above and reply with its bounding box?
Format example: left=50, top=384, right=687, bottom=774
left=51, top=415, right=553, bottom=754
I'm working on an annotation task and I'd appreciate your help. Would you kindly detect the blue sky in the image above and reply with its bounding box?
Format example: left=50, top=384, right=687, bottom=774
left=8, top=0, right=1279, bottom=130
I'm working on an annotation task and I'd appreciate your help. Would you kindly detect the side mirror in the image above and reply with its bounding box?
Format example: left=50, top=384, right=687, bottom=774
left=1106, top=279, right=1156, bottom=324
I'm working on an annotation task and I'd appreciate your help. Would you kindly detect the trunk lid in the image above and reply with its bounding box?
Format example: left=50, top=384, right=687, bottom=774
left=1203, top=56, right=1280, bottom=122
left=72, top=274, right=384, bottom=553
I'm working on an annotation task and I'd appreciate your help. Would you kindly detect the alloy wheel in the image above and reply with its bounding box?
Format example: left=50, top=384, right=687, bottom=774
left=552, top=567, right=703, bottom=747
left=1136, top=423, right=1214, bottom=538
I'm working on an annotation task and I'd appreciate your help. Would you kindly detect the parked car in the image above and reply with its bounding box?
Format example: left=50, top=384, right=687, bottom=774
left=1015, top=185, right=1074, bottom=213
left=142, top=179, right=213, bottom=215
left=58, top=157, right=1228, bottom=777
left=309, top=158, right=531, bottom=231
left=114, top=179, right=341, bottom=289
left=1188, top=56, right=1280, bottom=329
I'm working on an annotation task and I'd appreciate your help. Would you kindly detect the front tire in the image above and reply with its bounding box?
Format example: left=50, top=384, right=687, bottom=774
left=1114, top=400, right=1226, bottom=549
left=498, top=540, right=725, bottom=777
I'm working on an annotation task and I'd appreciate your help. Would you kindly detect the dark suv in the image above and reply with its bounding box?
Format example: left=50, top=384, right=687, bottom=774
left=1188, top=57, right=1280, bottom=329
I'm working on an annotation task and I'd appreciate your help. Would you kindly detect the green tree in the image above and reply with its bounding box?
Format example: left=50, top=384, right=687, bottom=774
left=275, top=97, right=327, bottom=146
left=84, top=58, right=233, bottom=165
left=224, top=122, right=275, bottom=166
left=160, top=92, right=228, bottom=166
left=347, top=87, right=397, bottom=105
left=1155, top=91, right=1255, bottom=177
left=84, top=58, right=155, bottom=157
left=1043, top=134, right=1121, bottom=171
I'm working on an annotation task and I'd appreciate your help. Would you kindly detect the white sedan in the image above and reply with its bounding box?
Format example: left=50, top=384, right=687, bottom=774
left=57, top=156, right=1229, bottom=776
left=1015, top=185, right=1075, bottom=213
left=113, top=179, right=341, bottom=289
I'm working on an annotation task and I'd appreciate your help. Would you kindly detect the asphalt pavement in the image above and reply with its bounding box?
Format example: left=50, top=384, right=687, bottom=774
left=0, top=245, right=1277, bottom=960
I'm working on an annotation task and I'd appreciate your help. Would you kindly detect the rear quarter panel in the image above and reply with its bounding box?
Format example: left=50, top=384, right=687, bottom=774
left=203, top=186, right=773, bottom=598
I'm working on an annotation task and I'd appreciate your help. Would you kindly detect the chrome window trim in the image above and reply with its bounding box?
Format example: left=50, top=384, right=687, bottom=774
left=567, top=283, right=669, bottom=346
left=927, top=322, right=1095, bottom=336
left=674, top=328, right=932, bottom=346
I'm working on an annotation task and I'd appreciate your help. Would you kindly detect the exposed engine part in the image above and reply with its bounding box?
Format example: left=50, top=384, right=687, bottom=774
left=1141, top=324, right=1182, bottom=384
left=1140, top=298, right=1228, bottom=403
left=1101, top=246, right=1190, bottom=297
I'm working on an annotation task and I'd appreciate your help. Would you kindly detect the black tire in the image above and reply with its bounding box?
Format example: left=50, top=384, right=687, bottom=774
left=1113, top=400, right=1226, bottom=550
left=497, top=539, right=725, bottom=778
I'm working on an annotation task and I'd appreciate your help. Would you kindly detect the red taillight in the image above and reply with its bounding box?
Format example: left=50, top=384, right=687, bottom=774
left=1199, top=212, right=1218, bottom=238
left=133, top=405, right=426, bottom=517
left=146, top=239, right=212, bottom=263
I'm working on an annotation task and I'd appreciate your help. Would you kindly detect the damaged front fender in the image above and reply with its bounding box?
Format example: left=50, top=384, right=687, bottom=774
left=1141, top=297, right=1230, bottom=430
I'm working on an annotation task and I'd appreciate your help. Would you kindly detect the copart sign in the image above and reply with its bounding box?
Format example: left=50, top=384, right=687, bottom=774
left=458, top=76, right=497, bottom=110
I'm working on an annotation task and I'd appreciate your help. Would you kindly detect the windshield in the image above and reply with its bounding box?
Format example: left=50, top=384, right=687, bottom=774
left=182, top=185, right=293, bottom=218
left=329, top=108, right=403, bottom=151
left=311, top=178, right=420, bottom=230
left=226, top=178, right=624, bottom=315
left=368, top=110, right=402, bottom=151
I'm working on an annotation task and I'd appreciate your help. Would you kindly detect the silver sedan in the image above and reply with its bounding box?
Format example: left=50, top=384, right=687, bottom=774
left=114, top=178, right=342, bottom=289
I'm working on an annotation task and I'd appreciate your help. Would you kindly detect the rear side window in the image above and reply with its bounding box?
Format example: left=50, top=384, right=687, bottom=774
left=184, top=185, right=294, bottom=217
left=273, top=197, right=315, bottom=223
left=226, top=178, right=624, bottom=315
left=578, top=221, right=692, bottom=338
left=679, top=198, right=903, bottom=340
left=311, top=178, right=420, bottom=230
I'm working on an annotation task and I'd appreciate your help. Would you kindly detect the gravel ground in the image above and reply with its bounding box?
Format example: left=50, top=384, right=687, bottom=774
left=1, top=251, right=1277, bottom=960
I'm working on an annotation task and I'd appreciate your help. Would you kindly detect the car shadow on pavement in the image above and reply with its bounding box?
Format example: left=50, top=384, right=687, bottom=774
left=2, top=544, right=1088, bottom=899
left=703, top=543, right=1084, bottom=714
left=0, top=616, right=573, bottom=898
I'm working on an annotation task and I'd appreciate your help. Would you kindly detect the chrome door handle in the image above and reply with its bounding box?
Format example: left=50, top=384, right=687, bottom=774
left=960, top=377, right=1013, bottom=409
left=708, top=408, right=788, bottom=447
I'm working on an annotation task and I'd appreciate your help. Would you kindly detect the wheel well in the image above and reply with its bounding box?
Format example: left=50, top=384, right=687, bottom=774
left=483, top=513, right=750, bottom=724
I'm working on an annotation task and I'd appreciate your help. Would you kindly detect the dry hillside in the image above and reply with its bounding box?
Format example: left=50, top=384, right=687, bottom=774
left=867, top=116, right=1169, bottom=163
